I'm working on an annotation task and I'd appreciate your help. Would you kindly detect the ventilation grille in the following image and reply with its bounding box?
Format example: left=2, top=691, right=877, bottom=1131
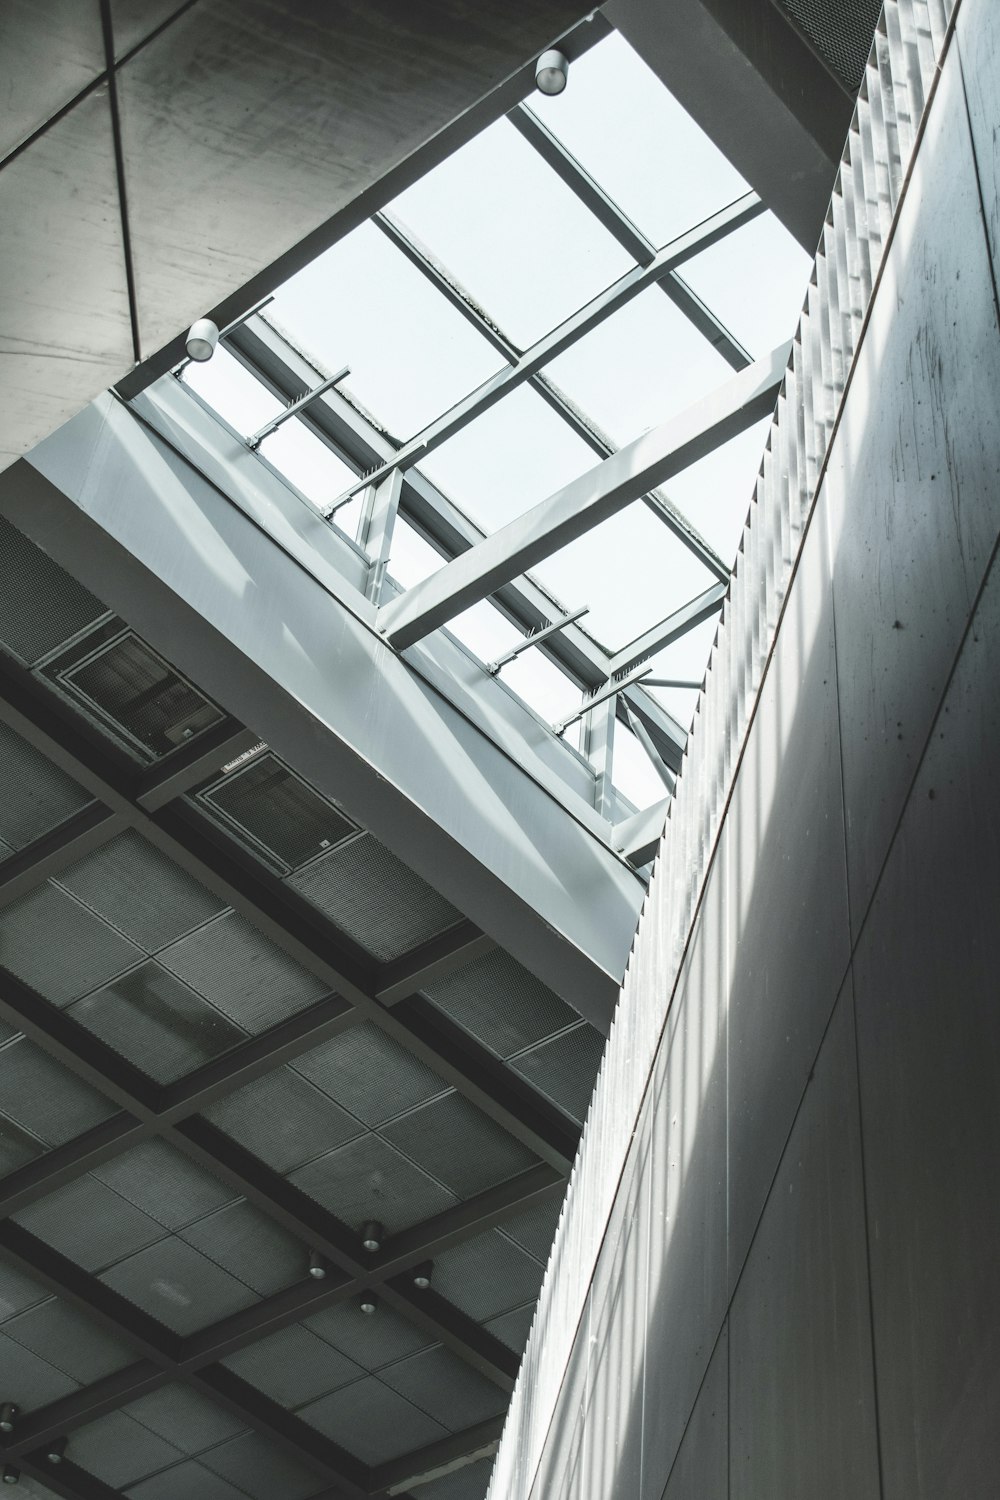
left=0, top=515, right=106, bottom=666
left=198, top=753, right=357, bottom=873
left=55, top=629, right=224, bottom=760
left=776, top=0, right=881, bottom=91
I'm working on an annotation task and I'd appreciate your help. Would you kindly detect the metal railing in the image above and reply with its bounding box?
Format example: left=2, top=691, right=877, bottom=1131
left=487, top=1, right=958, bottom=1495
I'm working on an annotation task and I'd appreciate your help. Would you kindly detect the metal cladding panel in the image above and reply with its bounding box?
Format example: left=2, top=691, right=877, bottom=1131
left=0, top=89, right=132, bottom=470
left=508, top=1023, right=605, bottom=1125
left=221, top=1323, right=364, bottom=1409
left=123, top=1383, right=247, bottom=1455
left=303, top=1298, right=435, bottom=1374
left=0, top=1033, right=116, bottom=1146
left=493, top=1196, right=564, bottom=1266
left=0, top=722, right=92, bottom=851
left=101, top=1235, right=260, bottom=1335
left=0, top=1327, right=80, bottom=1410
left=432, top=1231, right=546, bottom=1325
left=13, top=1174, right=164, bottom=1272
left=776, top=0, right=882, bottom=91
left=203, top=1066, right=364, bottom=1174
left=94, top=1139, right=238, bottom=1230
left=179, top=1198, right=305, bottom=1299
left=0, top=1257, right=49, bottom=1319
left=662, top=1324, right=728, bottom=1500
left=0, top=514, right=107, bottom=666
left=126, top=1459, right=254, bottom=1500
left=291, top=1021, right=447, bottom=1127
left=422, top=950, right=578, bottom=1060
left=70, top=960, right=249, bottom=1083
left=287, top=833, right=462, bottom=962
left=300, top=1372, right=447, bottom=1466
left=60, top=1409, right=186, bottom=1490
left=380, top=1344, right=509, bottom=1431
left=13, top=411, right=640, bottom=1021
left=58, top=829, right=227, bottom=950
left=158, top=910, right=329, bottom=1033
left=3, top=1295, right=133, bottom=1385
left=290, top=1132, right=457, bottom=1236
left=486, top=1302, right=536, bottom=1357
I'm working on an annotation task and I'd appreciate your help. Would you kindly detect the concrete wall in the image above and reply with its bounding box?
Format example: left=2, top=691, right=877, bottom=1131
left=518, top=3, right=1000, bottom=1495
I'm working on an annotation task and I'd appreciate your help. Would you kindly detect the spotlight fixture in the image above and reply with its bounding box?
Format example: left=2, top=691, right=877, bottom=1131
left=359, top=1292, right=378, bottom=1316
left=535, top=48, right=568, bottom=96
left=412, top=1261, right=433, bottom=1290
left=308, top=1250, right=327, bottom=1281
left=361, top=1220, right=383, bottom=1254
left=185, top=317, right=219, bottom=363
left=1, top=1466, right=17, bottom=1486
left=45, top=1438, right=66, bottom=1465
left=0, top=1405, right=15, bottom=1434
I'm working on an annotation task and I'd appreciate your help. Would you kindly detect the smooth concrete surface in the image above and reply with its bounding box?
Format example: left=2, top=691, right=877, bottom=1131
left=0, top=0, right=105, bottom=158
left=513, top=8, right=1000, bottom=1495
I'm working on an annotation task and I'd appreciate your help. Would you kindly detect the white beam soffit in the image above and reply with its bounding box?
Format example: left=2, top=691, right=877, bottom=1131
left=379, top=344, right=790, bottom=651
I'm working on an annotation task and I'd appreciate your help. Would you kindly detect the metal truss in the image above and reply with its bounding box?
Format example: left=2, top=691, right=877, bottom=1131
left=0, top=652, right=575, bottom=1495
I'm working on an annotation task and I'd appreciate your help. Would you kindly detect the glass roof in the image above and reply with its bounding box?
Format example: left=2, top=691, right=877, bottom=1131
left=175, top=24, right=811, bottom=827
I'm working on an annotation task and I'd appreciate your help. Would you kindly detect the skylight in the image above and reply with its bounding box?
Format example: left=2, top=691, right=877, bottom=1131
left=175, top=23, right=810, bottom=830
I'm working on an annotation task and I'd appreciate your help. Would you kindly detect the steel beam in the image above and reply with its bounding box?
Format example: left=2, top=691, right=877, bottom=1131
left=611, top=581, right=728, bottom=676
left=0, top=805, right=125, bottom=908
left=380, top=343, right=789, bottom=649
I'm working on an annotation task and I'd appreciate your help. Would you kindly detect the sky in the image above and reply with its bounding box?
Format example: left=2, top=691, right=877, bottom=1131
left=182, top=30, right=811, bottom=814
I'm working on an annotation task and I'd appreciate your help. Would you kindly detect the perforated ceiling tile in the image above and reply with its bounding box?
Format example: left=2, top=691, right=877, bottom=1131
left=202, top=1066, right=362, bottom=1174
left=776, top=0, right=880, bottom=91
left=381, top=1091, right=537, bottom=1199
left=0, top=720, right=93, bottom=850
left=13, top=1176, right=163, bottom=1272
left=159, top=911, right=328, bottom=1033
left=0, top=1034, right=115, bottom=1145
left=57, top=829, right=227, bottom=950
left=70, top=962, right=248, bottom=1083
left=222, top=1322, right=363, bottom=1409
left=0, top=1259, right=49, bottom=1322
left=433, top=1230, right=545, bottom=1323
left=199, top=753, right=357, bottom=873
left=379, top=1344, right=508, bottom=1432
left=0, top=515, right=107, bottom=666
left=126, top=1459, right=251, bottom=1500
left=291, top=1133, right=457, bottom=1236
left=292, top=1020, right=446, bottom=1126
left=497, top=1192, right=565, bottom=1264
left=509, top=1022, right=605, bottom=1125
left=62, top=1409, right=185, bottom=1491
left=304, top=1298, right=433, bottom=1373
left=123, top=1383, right=246, bottom=1455
left=101, top=1238, right=259, bottom=1336
left=4, top=1297, right=134, bottom=1385
left=0, top=1111, right=41, bottom=1177
left=199, top=1430, right=324, bottom=1500
left=287, top=833, right=461, bottom=961
left=93, top=1140, right=237, bottom=1230
left=422, top=948, right=577, bottom=1059
left=300, top=1374, right=448, bottom=1466
left=180, top=1199, right=304, bottom=1298
left=0, top=1330, right=78, bottom=1411
left=0, top=883, right=144, bottom=1006
left=412, top=1454, right=494, bottom=1500
left=485, top=1300, right=536, bottom=1357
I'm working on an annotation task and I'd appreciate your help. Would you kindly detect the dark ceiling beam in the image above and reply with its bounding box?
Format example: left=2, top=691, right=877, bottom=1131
left=18, top=1454, right=125, bottom=1500
left=0, top=804, right=125, bottom=908
left=0, top=656, right=579, bottom=1167
left=606, top=0, right=857, bottom=251
left=374, top=922, right=496, bottom=1007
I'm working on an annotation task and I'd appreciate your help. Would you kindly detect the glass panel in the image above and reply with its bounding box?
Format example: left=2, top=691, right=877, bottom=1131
left=542, top=286, right=731, bottom=448
left=385, top=517, right=445, bottom=591
left=499, top=649, right=581, bottom=741
left=663, top=417, right=771, bottom=565
left=181, top=345, right=281, bottom=435
left=419, top=383, right=596, bottom=532
left=680, top=213, right=811, bottom=358
left=529, top=31, right=749, bottom=248
left=534, top=501, right=716, bottom=654
left=267, top=220, right=504, bottom=441
left=258, top=418, right=357, bottom=519
left=389, top=118, right=634, bottom=349
left=447, top=600, right=521, bottom=666
left=612, top=720, right=667, bottom=812
left=643, top=613, right=720, bottom=724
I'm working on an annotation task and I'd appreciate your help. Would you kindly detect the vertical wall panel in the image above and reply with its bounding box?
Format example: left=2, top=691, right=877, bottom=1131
left=729, top=979, right=880, bottom=1500
left=826, top=43, right=1000, bottom=929
left=726, top=489, right=850, bottom=1290
left=854, top=546, right=1000, bottom=1499
left=957, top=0, right=1000, bottom=291
left=661, top=1324, right=728, bottom=1500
